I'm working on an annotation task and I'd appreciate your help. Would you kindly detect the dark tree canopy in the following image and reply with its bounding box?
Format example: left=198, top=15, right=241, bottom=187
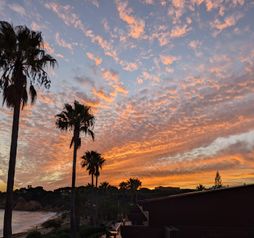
left=56, top=100, right=95, bottom=148
left=0, top=21, right=56, bottom=108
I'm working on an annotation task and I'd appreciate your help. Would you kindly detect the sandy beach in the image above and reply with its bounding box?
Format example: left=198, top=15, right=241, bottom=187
left=0, top=210, right=56, bottom=237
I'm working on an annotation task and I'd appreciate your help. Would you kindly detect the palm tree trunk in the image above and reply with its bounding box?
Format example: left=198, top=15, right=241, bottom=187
left=70, top=130, right=79, bottom=238
left=3, top=100, right=21, bottom=238
left=95, top=176, right=98, bottom=188
left=91, top=174, right=94, bottom=187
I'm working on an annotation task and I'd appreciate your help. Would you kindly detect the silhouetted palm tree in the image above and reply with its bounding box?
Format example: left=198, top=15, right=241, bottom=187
left=127, top=178, right=142, bottom=203
left=81, top=151, right=105, bottom=188
left=56, top=101, right=94, bottom=238
left=99, top=181, right=110, bottom=190
left=0, top=21, right=56, bottom=238
left=81, top=151, right=96, bottom=187
left=127, top=178, right=142, bottom=191
left=119, top=181, right=128, bottom=191
left=94, top=154, right=105, bottom=188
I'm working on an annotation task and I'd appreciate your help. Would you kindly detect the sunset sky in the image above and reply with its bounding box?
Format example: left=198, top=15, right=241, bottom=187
left=0, top=0, right=254, bottom=191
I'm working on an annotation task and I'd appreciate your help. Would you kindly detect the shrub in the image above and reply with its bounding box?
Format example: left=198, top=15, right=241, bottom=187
left=79, top=226, right=107, bottom=238
left=42, top=219, right=62, bottom=229
left=26, top=230, right=42, bottom=238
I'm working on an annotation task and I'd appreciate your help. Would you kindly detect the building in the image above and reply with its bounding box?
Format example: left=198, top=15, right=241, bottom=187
left=121, top=184, right=254, bottom=238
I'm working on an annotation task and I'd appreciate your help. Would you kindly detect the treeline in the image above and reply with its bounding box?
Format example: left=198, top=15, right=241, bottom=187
left=0, top=181, right=193, bottom=215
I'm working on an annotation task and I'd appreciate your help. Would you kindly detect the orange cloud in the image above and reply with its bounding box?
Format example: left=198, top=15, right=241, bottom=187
left=160, top=55, right=177, bottom=65
left=212, top=16, right=237, bottom=31
left=211, top=14, right=243, bottom=36
left=86, top=52, right=102, bottom=65
left=170, top=25, right=190, bottom=38
left=115, top=0, right=145, bottom=39
left=102, top=69, right=119, bottom=82
left=92, top=88, right=116, bottom=103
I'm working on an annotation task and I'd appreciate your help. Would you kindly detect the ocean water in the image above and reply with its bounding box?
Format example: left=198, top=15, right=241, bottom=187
left=0, top=210, right=56, bottom=235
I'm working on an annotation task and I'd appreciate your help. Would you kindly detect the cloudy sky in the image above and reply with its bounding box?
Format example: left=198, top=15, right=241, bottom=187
left=0, top=0, right=254, bottom=190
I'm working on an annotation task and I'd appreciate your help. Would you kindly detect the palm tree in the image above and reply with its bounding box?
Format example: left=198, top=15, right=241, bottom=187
left=127, top=178, right=142, bottom=203
left=99, top=181, right=110, bottom=190
left=127, top=178, right=142, bottom=191
left=81, top=150, right=105, bottom=188
left=56, top=101, right=95, bottom=238
left=119, top=181, right=128, bottom=191
left=0, top=21, right=56, bottom=238
left=94, top=153, right=105, bottom=188
left=81, top=151, right=96, bottom=187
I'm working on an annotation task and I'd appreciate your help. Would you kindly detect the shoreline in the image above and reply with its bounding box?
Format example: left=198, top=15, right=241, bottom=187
left=0, top=210, right=60, bottom=238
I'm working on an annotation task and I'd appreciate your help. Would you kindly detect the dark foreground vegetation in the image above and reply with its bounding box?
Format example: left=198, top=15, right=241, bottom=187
left=0, top=183, right=193, bottom=237
left=26, top=225, right=110, bottom=238
left=0, top=184, right=193, bottom=214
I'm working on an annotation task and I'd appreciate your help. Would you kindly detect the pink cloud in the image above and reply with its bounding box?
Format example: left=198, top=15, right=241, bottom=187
left=55, top=32, right=73, bottom=50
left=31, top=22, right=47, bottom=31
left=45, top=2, right=118, bottom=61
left=43, top=41, right=55, bottom=55
left=121, top=62, right=138, bottom=71
left=102, top=69, right=119, bottom=82
left=86, top=52, right=102, bottom=65
left=137, top=71, right=160, bottom=84
left=8, top=3, right=26, bottom=16
left=160, top=55, right=177, bottom=65
left=212, top=16, right=237, bottom=31
left=141, top=0, right=154, bottom=4
left=188, top=40, right=201, bottom=50
left=170, top=24, right=190, bottom=38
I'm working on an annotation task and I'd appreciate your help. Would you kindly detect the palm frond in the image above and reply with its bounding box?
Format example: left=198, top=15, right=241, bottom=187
left=0, top=21, right=57, bottom=109
left=29, top=84, right=37, bottom=104
left=70, top=137, right=74, bottom=148
left=21, top=89, right=28, bottom=109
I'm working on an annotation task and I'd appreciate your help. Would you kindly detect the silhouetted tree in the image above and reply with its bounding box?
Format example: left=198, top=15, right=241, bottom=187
left=56, top=101, right=94, bottom=238
left=0, top=21, right=56, bottom=238
left=119, top=178, right=142, bottom=202
left=99, top=182, right=110, bottom=190
left=126, top=178, right=142, bottom=203
left=81, top=151, right=105, bottom=187
left=94, top=153, right=105, bottom=188
left=81, top=151, right=96, bottom=187
left=214, top=171, right=222, bottom=188
left=127, top=178, right=142, bottom=191
left=119, top=181, right=128, bottom=191
left=196, top=184, right=206, bottom=191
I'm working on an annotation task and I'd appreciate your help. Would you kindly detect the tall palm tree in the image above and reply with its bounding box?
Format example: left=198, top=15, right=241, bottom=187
left=56, top=101, right=94, bottom=238
left=0, top=21, right=56, bottom=238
